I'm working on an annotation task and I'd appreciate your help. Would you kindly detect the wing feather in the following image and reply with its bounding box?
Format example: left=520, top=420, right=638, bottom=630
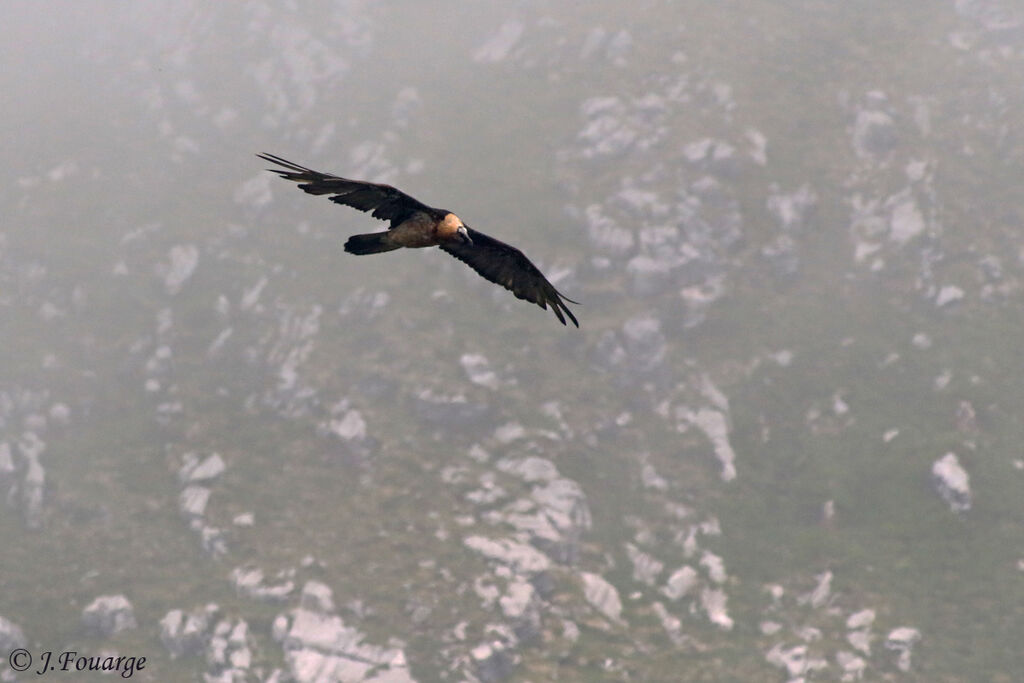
left=441, top=228, right=579, bottom=327
left=258, top=153, right=431, bottom=225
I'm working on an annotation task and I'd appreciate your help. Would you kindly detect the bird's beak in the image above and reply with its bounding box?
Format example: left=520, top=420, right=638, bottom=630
left=457, top=226, right=472, bottom=244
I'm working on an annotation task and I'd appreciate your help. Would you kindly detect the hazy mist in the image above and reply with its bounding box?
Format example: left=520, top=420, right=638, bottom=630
left=2, top=1, right=1023, bottom=681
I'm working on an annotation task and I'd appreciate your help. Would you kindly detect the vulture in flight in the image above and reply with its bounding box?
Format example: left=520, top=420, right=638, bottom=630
left=258, top=154, right=578, bottom=327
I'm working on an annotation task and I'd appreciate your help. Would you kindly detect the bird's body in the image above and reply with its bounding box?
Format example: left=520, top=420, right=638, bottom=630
left=258, top=153, right=578, bottom=326
left=390, top=210, right=464, bottom=249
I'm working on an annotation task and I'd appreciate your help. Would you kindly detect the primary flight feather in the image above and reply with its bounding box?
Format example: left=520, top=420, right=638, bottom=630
left=258, top=153, right=578, bottom=326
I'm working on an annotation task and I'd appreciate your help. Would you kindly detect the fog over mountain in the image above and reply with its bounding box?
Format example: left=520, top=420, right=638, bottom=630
left=2, top=1, right=1023, bottom=681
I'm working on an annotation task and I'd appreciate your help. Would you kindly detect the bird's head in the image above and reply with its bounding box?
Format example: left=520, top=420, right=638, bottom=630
left=440, top=213, right=473, bottom=245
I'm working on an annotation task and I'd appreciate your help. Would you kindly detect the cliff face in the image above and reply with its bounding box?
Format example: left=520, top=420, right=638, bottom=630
left=2, top=2, right=1022, bottom=681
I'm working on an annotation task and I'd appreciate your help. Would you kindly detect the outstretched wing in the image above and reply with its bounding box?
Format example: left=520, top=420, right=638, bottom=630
left=258, top=153, right=431, bottom=225
left=441, top=228, right=579, bottom=327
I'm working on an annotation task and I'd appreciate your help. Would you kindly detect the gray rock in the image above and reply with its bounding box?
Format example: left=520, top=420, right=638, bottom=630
left=0, top=442, right=15, bottom=489
left=605, top=29, right=633, bottom=65
left=463, top=536, right=552, bottom=573
left=365, top=666, right=416, bottom=682
left=626, top=543, right=664, bottom=586
left=230, top=566, right=295, bottom=602
left=203, top=327, right=230, bottom=358
left=207, top=618, right=252, bottom=675
left=155, top=400, right=184, bottom=425
left=493, top=422, right=525, bottom=444
left=848, top=628, right=872, bottom=655
left=498, top=577, right=534, bottom=620
left=932, top=453, right=971, bottom=512
left=161, top=244, right=199, bottom=295
left=683, top=138, right=714, bottom=163
left=889, top=192, right=925, bottom=245
left=613, top=186, right=669, bottom=219
left=414, top=389, right=490, bottom=427
left=684, top=408, right=737, bottom=482
left=626, top=254, right=674, bottom=296
left=577, top=97, right=639, bottom=159
left=761, top=233, right=800, bottom=278
left=935, top=285, right=965, bottom=307
left=591, top=330, right=627, bottom=372
left=15, top=432, right=46, bottom=528
left=846, top=608, right=876, bottom=630
left=746, top=127, right=768, bottom=165
left=837, top=650, right=867, bottom=680
left=280, top=610, right=367, bottom=654
left=285, top=649, right=371, bottom=682
left=700, top=588, right=733, bottom=631
left=390, top=87, right=421, bottom=129
left=160, top=605, right=217, bottom=658
left=82, top=594, right=137, bottom=637
left=581, top=572, right=623, bottom=623
left=499, top=576, right=541, bottom=642
left=622, top=315, right=667, bottom=375
left=460, top=353, right=503, bottom=391
left=496, top=456, right=558, bottom=483
left=328, top=409, right=366, bottom=442
left=240, top=276, right=268, bottom=311
left=885, top=627, right=921, bottom=672
left=529, top=478, right=592, bottom=564
left=318, top=400, right=378, bottom=464
left=580, top=27, right=608, bottom=60
left=852, top=109, right=898, bottom=157
left=338, top=288, right=391, bottom=319
left=199, top=524, right=228, bottom=557
left=471, top=641, right=516, bottom=683
left=259, top=305, right=322, bottom=419
left=275, top=606, right=410, bottom=683
left=232, top=512, right=254, bottom=527
left=799, top=570, right=833, bottom=609
left=765, top=643, right=805, bottom=678
left=699, top=550, right=727, bottom=583
left=652, top=602, right=686, bottom=646
left=473, top=20, right=524, bottom=63
left=706, top=140, right=740, bottom=177
left=299, top=581, right=336, bottom=614
left=767, top=184, right=817, bottom=232
left=662, top=565, right=698, bottom=601
left=48, top=402, right=71, bottom=425
left=765, top=642, right=827, bottom=679
left=180, top=453, right=226, bottom=483
left=640, top=463, right=669, bottom=491
left=583, top=204, right=634, bottom=256
left=954, top=0, right=1023, bottom=31
left=179, top=485, right=211, bottom=519
left=21, top=450, right=46, bottom=530
left=0, top=615, right=27, bottom=652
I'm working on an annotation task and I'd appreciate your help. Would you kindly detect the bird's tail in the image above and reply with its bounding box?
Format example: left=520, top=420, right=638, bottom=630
left=344, top=232, right=400, bottom=255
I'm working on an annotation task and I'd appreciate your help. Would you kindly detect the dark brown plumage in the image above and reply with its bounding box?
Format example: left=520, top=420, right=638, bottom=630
left=258, top=153, right=578, bottom=326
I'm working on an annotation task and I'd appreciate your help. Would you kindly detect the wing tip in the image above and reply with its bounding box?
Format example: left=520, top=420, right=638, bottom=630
left=550, top=286, right=580, bottom=327
left=556, top=300, right=579, bottom=327
left=257, top=153, right=315, bottom=177
left=256, top=152, right=286, bottom=167
left=564, top=306, right=579, bottom=328
left=545, top=291, right=579, bottom=327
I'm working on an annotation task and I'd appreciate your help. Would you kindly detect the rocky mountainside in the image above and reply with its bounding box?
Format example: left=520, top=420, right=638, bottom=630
left=2, top=1, right=1023, bottom=681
